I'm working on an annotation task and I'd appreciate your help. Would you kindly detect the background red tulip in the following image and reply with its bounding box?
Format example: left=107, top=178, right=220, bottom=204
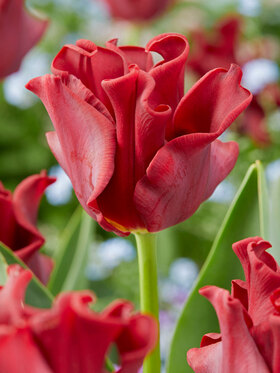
left=0, top=172, right=55, bottom=283
left=100, top=0, right=172, bottom=21
left=0, top=264, right=157, bottom=373
left=0, top=0, right=48, bottom=80
left=188, top=16, right=241, bottom=76
left=187, top=237, right=280, bottom=373
left=26, top=33, right=252, bottom=235
left=188, top=16, right=280, bottom=146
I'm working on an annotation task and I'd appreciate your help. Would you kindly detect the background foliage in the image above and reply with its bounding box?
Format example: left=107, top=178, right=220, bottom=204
left=0, top=0, right=280, bottom=371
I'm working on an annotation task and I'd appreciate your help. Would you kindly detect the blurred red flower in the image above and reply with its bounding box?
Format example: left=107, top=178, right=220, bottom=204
left=0, top=0, right=48, bottom=80
left=188, top=16, right=280, bottom=146
left=188, top=17, right=241, bottom=77
left=26, top=33, right=251, bottom=235
left=0, top=172, right=55, bottom=284
left=100, top=0, right=171, bottom=21
left=0, top=264, right=157, bottom=373
left=187, top=236, right=280, bottom=373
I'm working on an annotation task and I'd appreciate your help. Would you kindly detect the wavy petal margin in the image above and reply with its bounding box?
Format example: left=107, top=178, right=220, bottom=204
left=26, top=74, right=121, bottom=235
left=135, top=65, right=251, bottom=232
left=187, top=286, right=270, bottom=373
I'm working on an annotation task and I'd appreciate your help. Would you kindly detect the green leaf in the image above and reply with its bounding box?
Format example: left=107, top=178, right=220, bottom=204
left=167, top=161, right=268, bottom=373
left=48, top=206, right=82, bottom=294
left=268, top=169, right=280, bottom=262
left=157, top=228, right=178, bottom=276
left=48, top=207, right=94, bottom=294
left=0, top=242, right=53, bottom=308
left=0, top=253, right=7, bottom=286
left=256, top=160, right=269, bottom=240
left=105, top=358, right=115, bottom=372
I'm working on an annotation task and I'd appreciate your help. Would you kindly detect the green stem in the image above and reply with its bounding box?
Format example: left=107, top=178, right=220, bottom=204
left=134, top=232, right=161, bottom=373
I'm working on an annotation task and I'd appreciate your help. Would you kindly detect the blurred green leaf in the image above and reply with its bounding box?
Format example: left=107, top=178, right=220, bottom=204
left=167, top=161, right=268, bottom=373
left=48, top=207, right=94, bottom=294
left=269, top=173, right=280, bottom=262
left=48, top=206, right=82, bottom=294
left=157, top=228, right=178, bottom=276
left=256, top=160, right=269, bottom=239
left=105, top=358, right=115, bottom=373
left=0, top=243, right=53, bottom=308
left=0, top=253, right=7, bottom=286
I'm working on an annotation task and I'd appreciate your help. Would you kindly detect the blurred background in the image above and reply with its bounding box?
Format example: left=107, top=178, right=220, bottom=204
left=0, top=0, right=280, bottom=369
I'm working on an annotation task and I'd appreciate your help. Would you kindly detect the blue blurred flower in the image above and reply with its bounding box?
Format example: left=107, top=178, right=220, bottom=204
left=159, top=310, right=175, bottom=365
left=238, top=0, right=261, bottom=16
left=242, top=59, right=279, bottom=94
left=266, top=159, right=280, bottom=182
left=46, top=165, right=73, bottom=205
left=86, top=238, right=136, bottom=281
left=169, top=258, right=198, bottom=290
left=158, top=257, right=198, bottom=369
left=209, top=180, right=235, bottom=204
left=160, top=257, right=198, bottom=308
left=85, top=261, right=111, bottom=281
left=4, top=49, right=50, bottom=108
left=97, top=238, right=136, bottom=268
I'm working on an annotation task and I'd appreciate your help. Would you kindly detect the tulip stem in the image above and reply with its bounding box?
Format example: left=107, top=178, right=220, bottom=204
left=134, top=232, right=161, bottom=373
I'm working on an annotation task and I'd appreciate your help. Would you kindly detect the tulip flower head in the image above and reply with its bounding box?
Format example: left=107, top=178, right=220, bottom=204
left=188, top=16, right=241, bottom=76
left=188, top=16, right=280, bottom=146
left=27, top=33, right=252, bottom=236
left=0, top=0, right=48, bottom=80
left=187, top=237, right=280, bottom=373
left=100, top=0, right=172, bottom=21
left=0, top=172, right=55, bottom=283
left=0, top=264, right=157, bottom=373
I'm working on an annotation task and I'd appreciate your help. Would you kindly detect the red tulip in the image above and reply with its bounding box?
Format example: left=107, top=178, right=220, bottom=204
left=0, top=264, right=157, bottom=373
left=187, top=237, right=280, bottom=373
left=188, top=16, right=241, bottom=76
left=0, top=264, right=52, bottom=373
left=238, top=96, right=271, bottom=146
left=0, top=172, right=55, bottom=283
left=100, top=0, right=172, bottom=21
left=0, top=0, right=48, bottom=80
left=238, top=81, right=280, bottom=146
left=26, top=33, right=252, bottom=235
left=187, top=16, right=280, bottom=146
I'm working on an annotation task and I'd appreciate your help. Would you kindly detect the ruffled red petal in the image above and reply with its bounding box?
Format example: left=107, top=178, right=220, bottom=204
left=32, top=293, right=157, bottom=373
left=232, top=237, right=280, bottom=325
left=97, top=67, right=171, bottom=232
left=189, top=286, right=270, bottom=373
left=135, top=65, right=251, bottom=232
left=147, top=33, right=189, bottom=138
left=26, top=74, right=120, bottom=235
left=51, top=41, right=125, bottom=115
left=0, top=173, right=54, bottom=282
left=0, top=327, right=51, bottom=373
left=187, top=341, right=222, bottom=373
